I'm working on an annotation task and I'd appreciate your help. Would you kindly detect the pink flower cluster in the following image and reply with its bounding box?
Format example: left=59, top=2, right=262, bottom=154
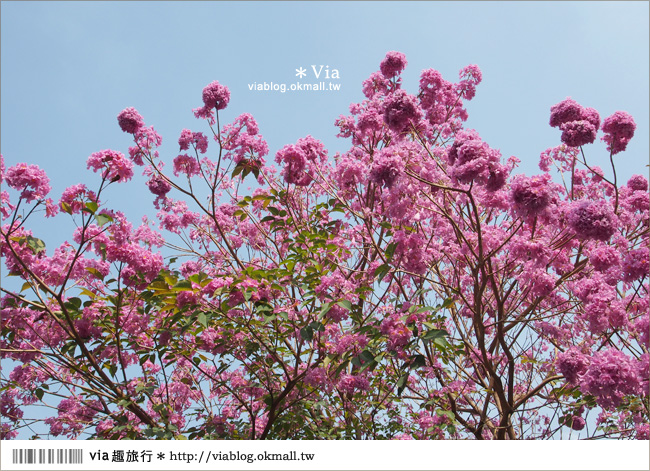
left=4, top=163, right=51, bottom=202
left=447, top=129, right=506, bottom=190
left=117, top=107, right=145, bottom=134
left=146, top=175, right=172, bottom=197
left=379, top=51, right=408, bottom=79
left=581, top=349, right=644, bottom=409
left=337, top=374, right=370, bottom=394
left=44, top=397, right=101, bottom=438
left=193, top=80, right=230, bottom=124
left=601, top=111, right=636, bottom=155
left=568, top=200, right=617, bottom=241
left=173, top=154, right=201, bottom=177
left=221, top=113, right=269, bottom=165
left=418, top=66, right=472, bottom=136
left=509, top=174, right=553, bottom=218
left=369, top=147, right=403, bottom=189
left=178, top=129, right=209, bottom=154
left=202, top=80, right=230, bottom=110
left=59, top=184, right=98, bottom=214
left=621, top=248, right=649, bottom=282
left=380, top=312, right=412, bottom=351
left=558, top=347, right=645, bottom=409
left=549, top=98, right=600, bottom=147
left=275, top=136, right=327, bottom=186
left=86, top=149, right=134, bottom=182
left=383, top=89, right=421, bottom=134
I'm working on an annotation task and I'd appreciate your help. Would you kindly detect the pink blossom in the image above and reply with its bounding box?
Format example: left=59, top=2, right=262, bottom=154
left=383, top=89, right=421, bottom=133
left=581, top=107, right=601, bottom=130
left=304, top=367, right=329, bottom=388
left=568, top=200, right=617, bottom=241
left=274, top=137, right=326, bottom=186
left=324, top=304, right=349, bottom=323
left=556, top=347, right=590, bottom=384
left=458, top=64, right=482, bottom=100
left=333, top=157, right=364, bottom=192
left=201, top=80, right=230, bottom=110
left=601, top=111, right=636, bottom=155
left=5, top=163, right=51, bottom=202
left=176, top=290, right=198, bottom=309
left=381, top=313, right=412, bottom=350
left=178, top=129, right=209, bottom=154
left=380, top=51, right=408, bottom=79
left=369, top=149, right=402, bottom=188
left=117, top=107, right=145, bottom=134
left=621, top=248, right=649, bottom=282
left=627, top=174, right=648, bottom=191
left=337, top=374, right=370, bottom=394
left=570, top=416, right=586, bottom=431
left=580, top=349, right=642, bottom=409
left=147, top=175, right=172, bottom=196
left=447, top=129, right=504, bottom=189
left=587, top=245, right=620, bottom=272
left=59, top=184, right=97, bottom=214
left=129, top=125, right=163, bottom=165
left=1, top=191, right=15, bottom=219
left=362, top=71, right=390, bottom=98
left=560, top=120, right=597, bottom=147
left=634, top=314, right=649, bottom=348
left=173, top=154, right=201, bottom=177
left=86, top=149, right=134, bottom=182
left=549, top=98, right=585, bottom=127
left=509, top=174, right=553, bottom=217
left=331, top=333, right=368, bottom=355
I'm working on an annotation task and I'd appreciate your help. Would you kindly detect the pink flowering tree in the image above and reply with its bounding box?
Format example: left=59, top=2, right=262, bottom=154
left=1, top=51, right=648, bottom=440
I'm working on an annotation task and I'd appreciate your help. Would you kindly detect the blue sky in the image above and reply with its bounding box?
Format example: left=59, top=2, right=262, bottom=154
left=2, top=1, right=648, bottom=242
left=0, top=0, right=648, bottom=442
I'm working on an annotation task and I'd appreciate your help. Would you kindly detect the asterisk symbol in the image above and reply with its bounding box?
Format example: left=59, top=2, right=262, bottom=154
left=295, top=67, right=307, bottom=79
left=157, top=453, right=166, bottom=460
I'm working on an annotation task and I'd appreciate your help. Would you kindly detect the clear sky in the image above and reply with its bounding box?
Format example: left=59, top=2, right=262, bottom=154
left=2, top=1, right=648, bottom=243
left=0, top=0, right=649, bottom=442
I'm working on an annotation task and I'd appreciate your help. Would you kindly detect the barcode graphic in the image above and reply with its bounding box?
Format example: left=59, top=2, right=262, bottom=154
left=12, top=449, right=83, bottom=465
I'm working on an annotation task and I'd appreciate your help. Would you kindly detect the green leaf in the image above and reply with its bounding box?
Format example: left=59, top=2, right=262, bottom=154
left=317, top=302, right=332, bottom=319
left=95, top=213, right=113, bottom=226
left=85, top=267, right=105, bottom=280
left=396, top=373, right=409, bottom=397
left=245, top=342, right=259, bottom=356
left=360, top=350, right=375, bottom=364
left=336, top=300, right=352, bottom=311
left=85, top=201, right=98, bottom=214
left=385, top=242, right=398, bottom=261
left=26, top=236, right=46, bottom=255
left=422, top=329, right=448, bottom=342
left=34, top=388, right=44, bottom=401
left=441, top=298, right=455, bottom=309
left=309, top=321, right=325, bottom=332
left=300, top=326, right=314, bottom=342
left=375, top=264, right=390, bottom=282
left=172, top=280, right=193, bottom=291
left=231, top=163, right=244, bottom=178
left=65, top=297, right=82, bottom=310
left=60, top=201, right=73, bottom=214
left=197, top=312, right=208, bottom=328
left=409, top=354, right=426, bottom=370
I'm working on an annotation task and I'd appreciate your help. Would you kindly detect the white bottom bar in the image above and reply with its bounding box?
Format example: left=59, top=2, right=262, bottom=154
left=1, top=440, right=648, bottom=470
